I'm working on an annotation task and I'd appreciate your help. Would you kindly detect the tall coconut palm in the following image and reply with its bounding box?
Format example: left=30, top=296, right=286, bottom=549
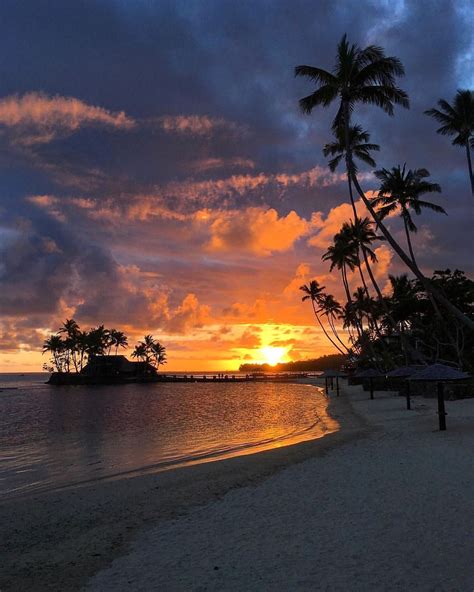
left=372, top=165, right=445, bottom=267
left=425, top=89, right=474, bottom=196
left=323, top=125, right=379, bottom=220
left=295, top=35, right=474, bottom=330
left=300, top=281, right=346, bottom=354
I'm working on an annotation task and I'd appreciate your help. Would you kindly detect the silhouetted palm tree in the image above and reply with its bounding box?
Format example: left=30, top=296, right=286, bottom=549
left=296, top=35, right=474, bottom=330
left=372, top=165, right=445, bottom=267
left=300, top=281, right=346, bottom=354
left=151, top=342, right=167, bottom=369
left=425, top=89, right=474, bottom=196
left=319, top=293, right=349, bottom=352
left=131, top=343, right=147, bottom=362
left=322, top=232, right=359, bottom=305
left=109, top=329, right=128, bottom=355
left=42, top=334, right=64, bottom=372
left=323, top=125, right=379, bottom=220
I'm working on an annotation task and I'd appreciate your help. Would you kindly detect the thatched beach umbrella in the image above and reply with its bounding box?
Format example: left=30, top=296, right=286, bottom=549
left=356, top=368, right=383, bottom=400
left=409, top=364, right=470, bottom=430
left=324, top=369, right=347, bottom=397
left=386, top=365, right=424, bottom=410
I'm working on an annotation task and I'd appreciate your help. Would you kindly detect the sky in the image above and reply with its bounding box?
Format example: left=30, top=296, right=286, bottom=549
left=0, top=0, right=473, bottom=372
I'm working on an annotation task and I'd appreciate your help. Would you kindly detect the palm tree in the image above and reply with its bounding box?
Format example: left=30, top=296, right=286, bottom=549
left=346, top=217, right=384, bottom=298
left=85, top=325, right=110, bottom=356
left=322, top=231, right=359, bottom=305
left=425, top=89, right=474, bottom=196
left=323, top=125, right=379, bottom=220
left=151, top=342, right=167, bottom=370
left=295, top=34, right=474, bottom=330
left=42, top=334, right=64, bottom=372
left=318, top=293, right=349, bottom=352
left=131, top=343, right=147, bottom=362
left=300, top=281, right=346, bottom=354
left=372, top=165, right=445, bottom=267
left=109, top=329, right=128, bottom=355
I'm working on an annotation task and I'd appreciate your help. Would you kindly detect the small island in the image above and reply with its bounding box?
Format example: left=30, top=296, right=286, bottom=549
left=43, top=320, right=167, bottom=385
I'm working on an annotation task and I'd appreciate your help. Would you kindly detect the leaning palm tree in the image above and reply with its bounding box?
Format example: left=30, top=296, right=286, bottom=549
left=372, top=165, right=445, bottom=267
left=323, top=124, right=379, bottom=220
left=425, top=89, right=474, bottom=196
left=295, top=34, right=474, bottom=330
left=318, top=293, right=349, bottom=353
left=300, top=281, right=346, bottom=354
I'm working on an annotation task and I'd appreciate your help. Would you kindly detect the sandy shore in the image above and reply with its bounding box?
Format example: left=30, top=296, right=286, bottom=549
left=84, top=384, right=474, bottom=592
left=1, top=382, right=364, bottom=592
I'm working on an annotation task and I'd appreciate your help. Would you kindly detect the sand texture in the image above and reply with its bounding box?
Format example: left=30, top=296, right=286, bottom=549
left=85, top=385, right=474, bottom=592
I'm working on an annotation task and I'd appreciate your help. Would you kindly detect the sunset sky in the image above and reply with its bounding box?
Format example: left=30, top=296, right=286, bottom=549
left=0, top=0, right=472, bottom=371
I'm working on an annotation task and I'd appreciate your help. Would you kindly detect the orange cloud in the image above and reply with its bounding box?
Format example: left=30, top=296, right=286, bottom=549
left=159, top=115, right=243, bottom=136
left=204, top=207, right=311, bottom=255
left=0, top=92, right=134, bottom=144
left=283, top=263, right=311, bottom=297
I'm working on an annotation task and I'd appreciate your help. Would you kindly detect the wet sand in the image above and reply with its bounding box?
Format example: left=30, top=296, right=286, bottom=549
left=1, top=382, right=365, bottom=592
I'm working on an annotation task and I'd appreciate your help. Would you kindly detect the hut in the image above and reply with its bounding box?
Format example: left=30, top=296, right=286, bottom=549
left=409, top=364, right=470, bottom=430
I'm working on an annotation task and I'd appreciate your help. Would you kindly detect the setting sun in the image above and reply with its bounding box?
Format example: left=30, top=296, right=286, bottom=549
left=258, top=346, right=288, bottom=366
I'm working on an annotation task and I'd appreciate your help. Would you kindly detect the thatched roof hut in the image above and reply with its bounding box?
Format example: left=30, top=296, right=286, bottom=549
left=409, top=363, right=469, bottom=381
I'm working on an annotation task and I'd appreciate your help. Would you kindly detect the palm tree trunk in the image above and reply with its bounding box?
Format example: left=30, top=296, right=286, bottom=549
left=347, top=173, right=358, bottom=222
left=327, top=314, right=351, bottom=353
left=466, top=141, right=474, bottom=197
left=311, top=301, right=346, bottom=355
left=402, top=216, right=418, bottom=267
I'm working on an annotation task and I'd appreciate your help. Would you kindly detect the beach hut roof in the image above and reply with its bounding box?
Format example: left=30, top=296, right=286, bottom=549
left=354, top=368, right=383, bottom=378
left=323, top=369, right=347, bottom=377
left=409, top=363, right=470, bottom=381
left=386, top=365, right=424, bottom=378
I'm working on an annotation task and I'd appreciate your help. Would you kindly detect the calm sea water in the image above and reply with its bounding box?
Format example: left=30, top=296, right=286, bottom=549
left=0, top=373, right=335, bottom=499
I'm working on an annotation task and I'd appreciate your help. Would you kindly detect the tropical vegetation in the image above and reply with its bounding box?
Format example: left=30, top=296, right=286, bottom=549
left=296, top=35, right=474, bottom=372
left=42, top=320, right=167, bottom=373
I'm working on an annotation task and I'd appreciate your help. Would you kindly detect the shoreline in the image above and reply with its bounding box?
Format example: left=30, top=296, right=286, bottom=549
left=1, top=381, right=367, bottom=592
left=86, top=383, right=474, bottom=592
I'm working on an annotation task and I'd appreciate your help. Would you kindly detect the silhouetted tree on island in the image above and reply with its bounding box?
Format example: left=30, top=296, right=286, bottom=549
left=42, top=321, right=167, bottom=374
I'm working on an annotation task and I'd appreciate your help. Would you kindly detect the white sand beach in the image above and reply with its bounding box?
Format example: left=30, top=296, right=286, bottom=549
left=85, top=384, right=474, bottom=592
left=2, top=383, right=473, bottom=592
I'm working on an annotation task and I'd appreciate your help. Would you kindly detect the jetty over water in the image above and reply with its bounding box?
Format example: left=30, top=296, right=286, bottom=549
left=48, top=371, right=317, bottom=385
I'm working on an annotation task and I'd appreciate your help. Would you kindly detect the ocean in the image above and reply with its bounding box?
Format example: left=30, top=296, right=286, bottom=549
left=0, top=373, right=335, bottom=499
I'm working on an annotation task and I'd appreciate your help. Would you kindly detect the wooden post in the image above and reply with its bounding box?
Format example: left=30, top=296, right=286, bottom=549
left=406, top=379, right=411, bottom=410
left=437, top=382, right=447, bottom=431
left=325, top=377, right=328, bottom=395
left=336, top=376, right=340, bottom=397
left=369, top=377, right=374, bottom=400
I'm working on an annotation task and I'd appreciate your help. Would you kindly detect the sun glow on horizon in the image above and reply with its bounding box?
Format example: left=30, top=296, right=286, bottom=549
left=257, top=346, right=289, bottom=366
